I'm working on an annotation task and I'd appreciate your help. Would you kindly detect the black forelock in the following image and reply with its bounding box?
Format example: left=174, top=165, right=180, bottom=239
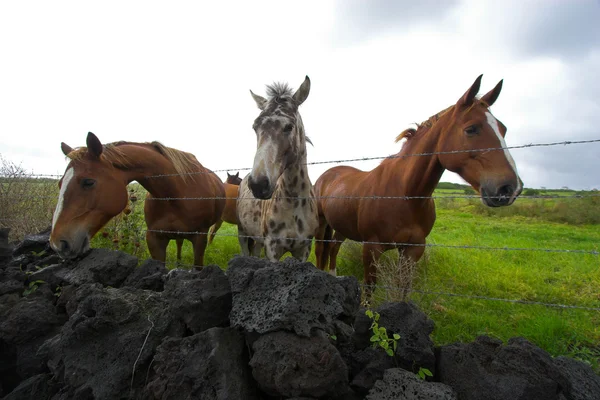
left=265, top=82, right=294, bottom=100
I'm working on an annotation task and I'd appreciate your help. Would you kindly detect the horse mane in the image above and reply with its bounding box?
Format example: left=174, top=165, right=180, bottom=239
left=67, top=141, right=200, bottom=180
left=265, top=82, right=294, bottom=101
left=395, top=105, right=454, bottom=144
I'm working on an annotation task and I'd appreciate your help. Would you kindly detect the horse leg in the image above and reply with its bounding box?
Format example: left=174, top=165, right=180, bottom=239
left=248, top=238, right=256, bottom=255
left=176, top=238, right=184, bottom=263
left=264, top=238, right=285, bottom=262
left=291, top=239, right=312, bottom=262
left=191, top=233, right=208, bottom=267
left=251, top=240, right=263, bottom=257
left=362, top=242, right=385, bottom=301
left=315, top=220, right=332, bottom=271
left=238, top=227, right=251, bottom=256
left=328, top=231, right=346, bottom=276
left=208, top=219, right=223, bottom=244
left=146, top=230, right=169, bottom=264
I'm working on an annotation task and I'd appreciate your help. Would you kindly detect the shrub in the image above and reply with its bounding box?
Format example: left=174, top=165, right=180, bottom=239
left=372, top=250, right=417, bottom=302
left=0, top=155, right=58, bottom=241
left=523, top=188, right=540, bottom=196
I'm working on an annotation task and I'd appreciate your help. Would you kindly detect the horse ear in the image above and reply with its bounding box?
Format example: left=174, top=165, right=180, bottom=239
left=86, top=132, right=103, bottom=158
left=293, top=75, right=311, bottom=106
left=61, top=142, right=73, bottom=156
left=250, top=90, right=267, bottom=110
left=227, top=172, right=232, bottom=178
left=235, top=172, right=239, bottom=178
left=480, top=79, right=503, bottom=107
left=458, top=74, right=483, bottom=107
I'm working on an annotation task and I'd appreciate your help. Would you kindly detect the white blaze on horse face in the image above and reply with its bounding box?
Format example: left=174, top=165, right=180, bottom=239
left=485, top=112, right=522, bottom=193
left=252, top=136, right=279, bottom=184
left=52, top=167, right=74, bottom=230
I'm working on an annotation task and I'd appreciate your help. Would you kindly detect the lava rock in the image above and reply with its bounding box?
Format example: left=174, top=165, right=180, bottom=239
left=0, top=264, right=26, bottom=297
left=366, top=368, right=457, bottom=400
left=44, top=283, right=184, bottom=399
left=0, top=228, right=12, bottom=266
left=347, top=302, right=436, bottom=394
left=250, top=330, right=349, bottom=398
left=436, top=336, right=570, bottom=400
left=1, top=373, right=58, bottom=400
left=354, top=302, right=435, bottom=373
left=349, top=347, right=394, bottom=395
left=0, top=278, right=24, bottom=297
left=123, top=258, right=168, bottom=291
left=145, top=327, right=258, bottom=399
left=162, top=265, right=231, bottom=334
left=0, top=291, right=65, bottom=384
left=29, top=248, right=138, bottom=288
left=12, top=228, right=51, bottom=257
left=553, top=356, right=600, bottom=400
left=228, top=256, right=360, bottom=337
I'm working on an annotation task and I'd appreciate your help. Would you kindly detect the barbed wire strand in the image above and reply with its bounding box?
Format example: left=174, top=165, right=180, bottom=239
left=4, top=138, right=600, bottom=180
left=3, top=193, right=600, bottom=202
left=143, top=138, right=600, bottom=179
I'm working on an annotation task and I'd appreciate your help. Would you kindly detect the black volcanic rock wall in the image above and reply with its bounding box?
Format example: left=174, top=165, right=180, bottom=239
left=1, top=228, right=599, bottom=400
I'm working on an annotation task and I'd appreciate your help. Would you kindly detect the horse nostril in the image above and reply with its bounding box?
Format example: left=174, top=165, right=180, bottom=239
left=498, top=184, right=514, bottom=197
left=59, top=240, right=70, bottom=253
left=250, top=176, right=271, bottom=198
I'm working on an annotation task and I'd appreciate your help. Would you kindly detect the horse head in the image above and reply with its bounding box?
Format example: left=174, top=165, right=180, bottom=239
left=247, top=76, right=311, bottom=199
left=50, top=132, right=129, bottom=259
left=437, top=75, right=523, bottom=206
left=225, top=171, right=242, bottom=185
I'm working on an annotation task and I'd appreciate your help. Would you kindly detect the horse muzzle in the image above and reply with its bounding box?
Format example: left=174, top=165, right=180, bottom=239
left=481, top=182, right=521, bottom=207
left=248, top=175, right=274, bottom=200
left=50, top=233, right=91, bottom=260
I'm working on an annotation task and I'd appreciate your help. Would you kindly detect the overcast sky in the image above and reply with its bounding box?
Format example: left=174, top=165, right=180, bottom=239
left=1, top=0, right=599, bottom=190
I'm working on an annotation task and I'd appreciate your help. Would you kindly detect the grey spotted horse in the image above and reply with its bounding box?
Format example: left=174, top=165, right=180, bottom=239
left=237, top=76, right=318, bottom=262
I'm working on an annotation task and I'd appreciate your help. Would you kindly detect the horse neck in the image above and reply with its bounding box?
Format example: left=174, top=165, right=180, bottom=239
left=116, top=144, right=194, bottom=197
left=378, top=126, right=445, bottom=198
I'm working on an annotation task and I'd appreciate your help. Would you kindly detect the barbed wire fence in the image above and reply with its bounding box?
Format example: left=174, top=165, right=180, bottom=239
left=1, top=138, right=599, bottom=311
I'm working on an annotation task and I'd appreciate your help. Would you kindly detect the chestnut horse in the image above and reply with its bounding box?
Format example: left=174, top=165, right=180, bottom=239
left=204, top=172, right=242, bottom=245
left=50, top=132, right=225, bottom=266
left=314, top=75, right=522, bottom=285
left=237, top=76, right=318, bottom=261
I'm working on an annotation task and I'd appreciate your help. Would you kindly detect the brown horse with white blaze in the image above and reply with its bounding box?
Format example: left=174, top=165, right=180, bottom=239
left=314, top=75, right=522, bottom=285
left=50, top=132, right=225, bottom=265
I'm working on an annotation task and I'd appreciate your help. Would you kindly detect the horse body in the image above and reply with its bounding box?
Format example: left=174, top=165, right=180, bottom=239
left=315, top=75, right=522, bottom=284
left=206, top=172, right=242, bottom=245
left=50, top=133, right=225, bottom=266
left=237, top=76, right=318, bottom=262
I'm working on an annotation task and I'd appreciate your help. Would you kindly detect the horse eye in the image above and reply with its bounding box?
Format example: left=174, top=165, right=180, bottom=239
left=283, top=124, right=294, bottom=133
left=81, top=178, right=96, bottom=189
left=464, top=125, right=479, bottom=136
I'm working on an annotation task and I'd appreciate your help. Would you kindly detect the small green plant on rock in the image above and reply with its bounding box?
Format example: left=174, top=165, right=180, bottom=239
left=365, top=309, right=400, bottom=357
left=23, top=279, right=45, bottom=296
left=417, top=366, right=433, bottom=380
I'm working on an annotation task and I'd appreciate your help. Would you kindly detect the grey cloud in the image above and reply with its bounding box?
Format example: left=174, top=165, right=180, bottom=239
left=517, top=138, right=600, bottom=190
left=485, top=0, right=600, bottom=59
left=332, top=0, right=459, bottom=45
left=518, top=1, right=600, bottom=58
left=512, top=53, right=600, bottom=190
